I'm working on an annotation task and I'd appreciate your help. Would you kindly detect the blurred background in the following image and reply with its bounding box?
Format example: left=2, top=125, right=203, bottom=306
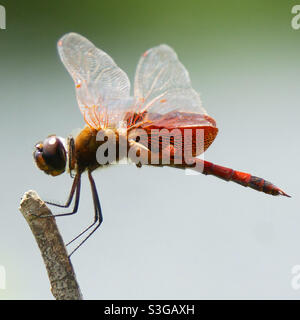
left=0, top=0, right=299, bottom=299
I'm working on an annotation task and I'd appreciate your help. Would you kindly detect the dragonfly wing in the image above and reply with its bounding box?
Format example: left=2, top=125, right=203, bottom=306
left=58, top=32, right=131, bottom=129
left=141, top=111, right=216, bottom=129
left=131, top=44, right=213, bottom=128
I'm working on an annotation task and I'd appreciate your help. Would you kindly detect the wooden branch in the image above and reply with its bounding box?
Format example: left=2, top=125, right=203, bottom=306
left=19, top=190, right=83, bottom=300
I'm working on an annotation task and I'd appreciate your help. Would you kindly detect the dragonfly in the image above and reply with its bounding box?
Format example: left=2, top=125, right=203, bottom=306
left=33, top=33, right=290, bottom=255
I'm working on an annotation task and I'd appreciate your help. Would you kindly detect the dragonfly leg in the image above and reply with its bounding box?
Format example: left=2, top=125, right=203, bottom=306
left=67, top=170, right=103, bottom=257
left=45, top=172, right=80, bottom=208
left=36, top=174, right=81, bottom=218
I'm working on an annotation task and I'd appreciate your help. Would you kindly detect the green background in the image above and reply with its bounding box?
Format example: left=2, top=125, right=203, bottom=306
left=0, top=0, right=299, bottom=299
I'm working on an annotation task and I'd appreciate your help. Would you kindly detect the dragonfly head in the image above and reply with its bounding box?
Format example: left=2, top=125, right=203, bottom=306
left=33, top=135, right=67, bottom=176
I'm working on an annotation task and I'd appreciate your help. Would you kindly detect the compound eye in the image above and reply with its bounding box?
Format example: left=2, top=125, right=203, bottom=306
left=42, top=136, right=66, bottom=171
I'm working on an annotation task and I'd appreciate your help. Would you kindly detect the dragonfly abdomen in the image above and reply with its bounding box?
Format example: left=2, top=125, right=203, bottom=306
left=198, top=159, right=290, bottom=197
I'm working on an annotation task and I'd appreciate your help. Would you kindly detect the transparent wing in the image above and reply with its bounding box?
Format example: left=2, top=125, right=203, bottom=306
left=132, top=44, right=213, bottom=128
left=58, top=32, right=131, bottom=129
